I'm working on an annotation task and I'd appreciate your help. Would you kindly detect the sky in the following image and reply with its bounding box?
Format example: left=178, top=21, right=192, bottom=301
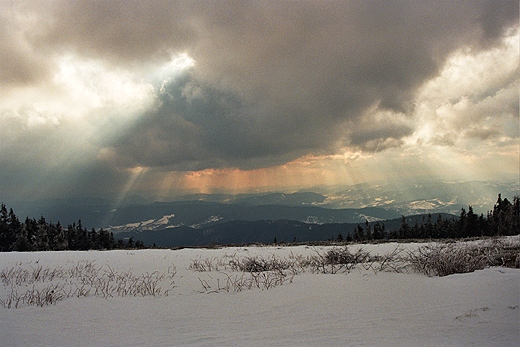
left=0, top=0, right=518, bottom=203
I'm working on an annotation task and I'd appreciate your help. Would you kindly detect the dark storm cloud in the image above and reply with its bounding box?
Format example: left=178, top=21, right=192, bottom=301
left=109, top=75, right=315, bottom=170
left=479, top=0, right=519, bottom=44
left=35, top=1, right=196, bottom=67
left=4, top=0, right=519, bottom=172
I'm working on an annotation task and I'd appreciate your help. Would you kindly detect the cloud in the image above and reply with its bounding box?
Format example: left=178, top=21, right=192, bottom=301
left=411, top=32, right=519, bottom=150
left=0, top=2, right=52, bottom=88
left=86, top=0, right=517, bottom=171
left=0, top=0, right=518, bottom=200
left=34, top=1, right=196, bottom=68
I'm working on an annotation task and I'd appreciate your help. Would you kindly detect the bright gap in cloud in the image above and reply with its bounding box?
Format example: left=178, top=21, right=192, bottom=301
left=152, top=52, right=195, bottom=85
left=169, top=52, right=195, bottom=70
left=53, top=55, right=156, bottom=120
left=410, top=30, right=519, bottom=147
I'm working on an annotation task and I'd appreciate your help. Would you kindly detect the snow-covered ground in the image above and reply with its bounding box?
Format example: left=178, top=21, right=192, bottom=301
left=1, top=239, right=518, bottom=346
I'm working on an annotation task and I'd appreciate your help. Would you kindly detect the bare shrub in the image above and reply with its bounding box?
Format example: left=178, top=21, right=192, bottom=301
left=409, top=244, right=480, bottom=276
left=287, top=252, right=314, bottom=274
left=0, top=290, right=23, bottom=309
left=197, top=270, right=292, bottom=293
left=408, top=238, right=520, bottom=277
left=189, top=254, right=237, bottom=272
left=310, top=246, right=372, bottom=274
left=1, top=264, right=67, bottom=287
left=191, top=253, right=297, bottom=293
left=189, top=259, right=209, bottom=272
left=0, top=283, right=66, bottom=308
left=233, top=255, right=291, bottom=272
left=190, top=253, right=302, bottom=275
left=479, top=238, right=520, bottom=268
left=373, top=246, right=409, bottom=273
left=23, top=284, right=66, bottom=307
left=1, top=261, right=178, bottom=308
left=189, top=257, right=222, bottom=272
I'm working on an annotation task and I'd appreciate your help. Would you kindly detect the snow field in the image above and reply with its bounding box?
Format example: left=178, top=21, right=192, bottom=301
left=1, top=238, right=519, bottom=346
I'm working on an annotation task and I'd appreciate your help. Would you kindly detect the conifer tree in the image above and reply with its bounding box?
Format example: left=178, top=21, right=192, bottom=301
left=364, top=220, right=373, bottom=240
left=0, top=204, right=17, bottom=251
left=398, top=216, right=410, bottom=239
left=353, top=224, right=365, bottom=241
left=373, top=222, right=382, bottom=240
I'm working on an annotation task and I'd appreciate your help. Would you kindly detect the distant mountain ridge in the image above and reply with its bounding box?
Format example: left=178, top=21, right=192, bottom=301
left=115, top=214, right=454, bottom=248
left=103, top=202, right=400, bottom=233
left=6, top=180, right=516, bottom=233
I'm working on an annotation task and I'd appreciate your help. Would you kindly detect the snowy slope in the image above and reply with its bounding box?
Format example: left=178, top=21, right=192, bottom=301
left=1, top=240, right=518, bottom=347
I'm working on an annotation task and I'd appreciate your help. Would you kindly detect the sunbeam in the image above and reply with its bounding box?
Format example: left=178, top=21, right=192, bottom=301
left=100, top=166, right=148, bottom=227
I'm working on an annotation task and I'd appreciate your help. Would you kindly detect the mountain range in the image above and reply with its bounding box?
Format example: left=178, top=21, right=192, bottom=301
left=5, top=179, right=517, bottom=247
left=114, top=213, right=453, bottom=248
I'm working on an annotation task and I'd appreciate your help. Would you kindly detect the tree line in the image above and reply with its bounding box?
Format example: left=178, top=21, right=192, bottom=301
left=0, top=206, right=144, bottom=252
left=343, top=194, right=519, bottom=242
